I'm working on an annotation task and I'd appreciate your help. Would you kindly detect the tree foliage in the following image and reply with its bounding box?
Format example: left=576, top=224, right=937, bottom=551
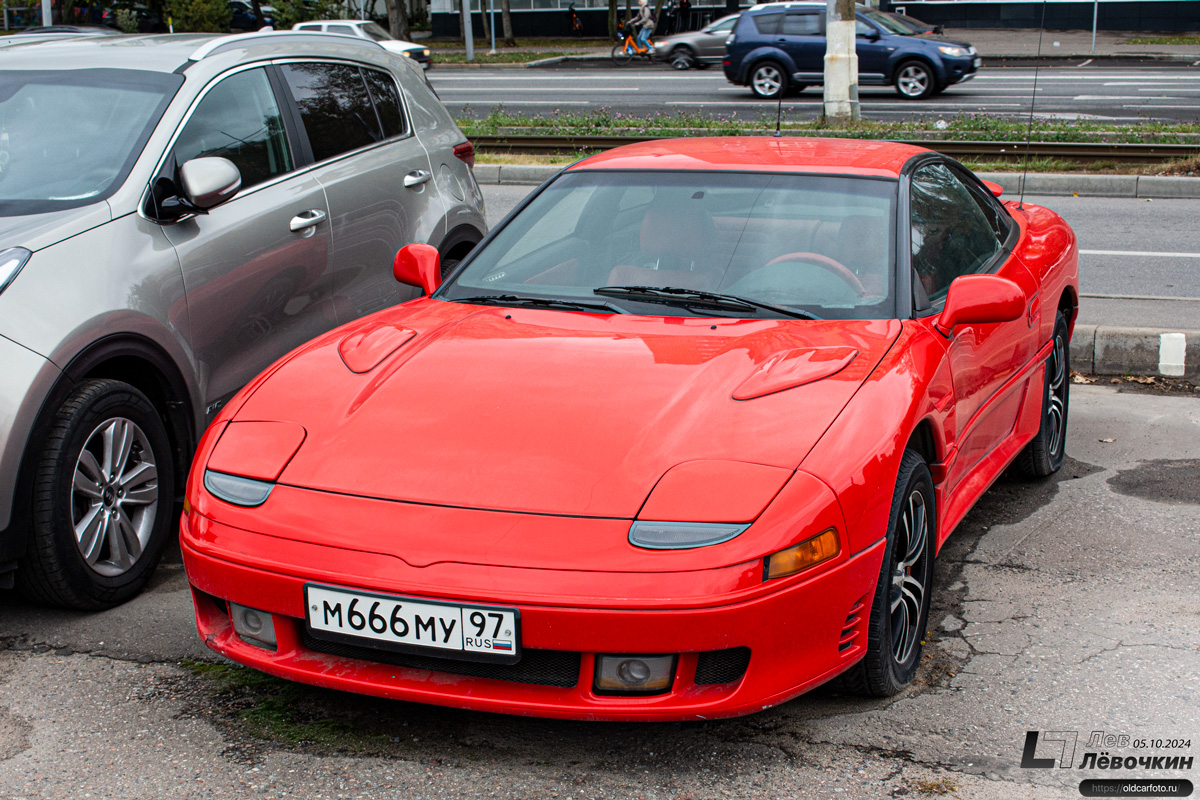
left=270, top=0, right=345, bottom=29
left=166, top=0, right=232, bottom=32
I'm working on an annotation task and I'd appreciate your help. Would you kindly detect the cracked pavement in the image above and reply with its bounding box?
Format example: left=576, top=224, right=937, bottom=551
left=0, top=384, right=1197, bottom=800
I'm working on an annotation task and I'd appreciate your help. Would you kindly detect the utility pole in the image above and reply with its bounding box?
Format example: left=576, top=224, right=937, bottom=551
left=41, top=0, right=51, bottom=26
left=822, top=0, right=859, bottom=123
left=461, top=0, right=475, bottom=61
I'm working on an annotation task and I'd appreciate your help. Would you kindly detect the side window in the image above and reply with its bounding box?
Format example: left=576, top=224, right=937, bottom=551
left=281, top=63, right=383, bottom=162
left=362, top=68, right=409, bottom=139
left=751, top=12, right=783, bottom=35
left=782, top=12, right=819, bottom=35
left=856, top=19, right=876, bottom=36
left=909, top=162, right=1003, bottom=304
left=952, top=167, right=1014, bottom=243
left=327, top=24, right=355, bottom=35
left=172, top=67, right=292, bottom=191
left=295, top=23, right=320, bottom=30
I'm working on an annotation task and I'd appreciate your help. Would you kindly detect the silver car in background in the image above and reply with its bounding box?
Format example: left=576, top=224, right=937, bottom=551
left=655, top=13, right=738, bottom=70
left=0, top=31, right=485, bottom=609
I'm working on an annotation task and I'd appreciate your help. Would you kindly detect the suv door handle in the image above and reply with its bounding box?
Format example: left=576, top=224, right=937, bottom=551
left=404, top=170, right=432, bottom=188
left=289, top=209, right=327, bottom=232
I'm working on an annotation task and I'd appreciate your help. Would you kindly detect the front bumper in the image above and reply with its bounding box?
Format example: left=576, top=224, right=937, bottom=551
left=181, top=506, right=885, bottom=721
left=940, top=54, right=978, bottom=87
left=0, top=333, right=59, bottom=537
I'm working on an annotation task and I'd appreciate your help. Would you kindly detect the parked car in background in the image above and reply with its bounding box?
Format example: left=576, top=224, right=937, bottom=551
left=292, top=20, right=432, bottom=69
left=0, top=31, right=484, bottom=610
left=99, top=4, right=167, bottom=32
left=887, top=11, right=942, bottom=35
left=181, top=136, right=1078, bottom=721
left=228, top=0, right=277, bottom=30
left=724, top=2, right=978, bottom=100
left=654, top=12, right=737, bottom=70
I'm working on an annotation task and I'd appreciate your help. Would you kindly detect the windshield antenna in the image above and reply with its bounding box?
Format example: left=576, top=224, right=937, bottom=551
left=774, top=85, right=784, bottom=137
left=1019, top=0, right=1049, bottom=209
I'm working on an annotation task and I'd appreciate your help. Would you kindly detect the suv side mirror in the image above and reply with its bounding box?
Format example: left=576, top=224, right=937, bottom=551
left=935, top=274, right=1025, bottom=334
left=394, top=242, right=442, bottom=295
left=179, top=157, right=241, bottom=211
left=859, top=26, right=880, bottom=39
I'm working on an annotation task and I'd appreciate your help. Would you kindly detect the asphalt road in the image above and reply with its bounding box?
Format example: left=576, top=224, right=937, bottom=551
left=1, top=385, right=1197, bottom=799
left=432, top=60, right=1200, bottom=123
left=481, top=185, right=1200, bottom=331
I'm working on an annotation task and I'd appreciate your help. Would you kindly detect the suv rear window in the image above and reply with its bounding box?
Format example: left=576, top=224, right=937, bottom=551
left=281, top=63, right=407, bottom=162
left=749, top=12, right=783, bottom=35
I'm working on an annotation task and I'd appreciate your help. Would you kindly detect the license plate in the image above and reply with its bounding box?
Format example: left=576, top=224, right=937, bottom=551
left=974, top=57, right=982, bottom=68
left=304, top=584, right=521, bottom=664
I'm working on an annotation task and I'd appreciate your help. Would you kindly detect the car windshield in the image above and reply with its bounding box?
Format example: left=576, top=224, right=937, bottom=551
left=861, top=9, right=914, bottom=34
left=0, top=69, right=182, bottom=215
left=440, top=170, right=898, bottom=320
left=707, top=15, right=737, bottom=33
left=361, top=22, right=394, bottom=41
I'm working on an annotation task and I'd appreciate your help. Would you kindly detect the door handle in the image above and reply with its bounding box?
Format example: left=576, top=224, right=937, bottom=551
left=404, top=170, right=432, bottom=188
left=289, top=209, right=327, bottom=232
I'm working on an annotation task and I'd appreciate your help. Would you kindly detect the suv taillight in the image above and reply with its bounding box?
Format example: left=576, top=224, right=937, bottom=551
left=453, top=141, right=476, bottom=170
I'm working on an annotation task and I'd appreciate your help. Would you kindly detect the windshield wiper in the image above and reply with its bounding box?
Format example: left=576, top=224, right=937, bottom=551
left=452, top=294, right=630, bottom=314
left=593, top=286, right=821, bottom=321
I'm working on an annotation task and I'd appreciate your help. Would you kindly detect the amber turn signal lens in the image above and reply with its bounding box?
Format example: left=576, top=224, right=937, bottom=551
left=764, top=528, right=839, bottom=581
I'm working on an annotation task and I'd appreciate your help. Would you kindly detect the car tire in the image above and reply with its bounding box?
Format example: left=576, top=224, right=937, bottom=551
left=16, top=379, right=175, bottom=610
left=749, top=60, right=787, bottom=100
left=669, top=46, right=697, bottom=70
left=839, top=449, right=935, bottom=697
left=1015, top=311, right=1070, bottom=478
left=894, top=60, right=935, bottom=100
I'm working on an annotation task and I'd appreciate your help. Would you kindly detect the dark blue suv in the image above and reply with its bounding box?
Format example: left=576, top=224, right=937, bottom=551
left=724, top=3, right=978, bottom=100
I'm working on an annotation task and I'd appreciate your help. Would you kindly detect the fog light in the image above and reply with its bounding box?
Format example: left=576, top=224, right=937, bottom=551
left=594, top=654, right=675, bottom=695
left=764, top=528, right=840, bottom=581
left=230, top=602, right=277, bottom=649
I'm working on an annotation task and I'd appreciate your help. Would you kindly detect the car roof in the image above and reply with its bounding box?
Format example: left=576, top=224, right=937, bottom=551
left=568, top=137, right=926, bottom=179
left=0, top=30, right=384, bottom=72
left=297, top=19, right=370, bottom=26
left=749, top=2, right=871, bottom=11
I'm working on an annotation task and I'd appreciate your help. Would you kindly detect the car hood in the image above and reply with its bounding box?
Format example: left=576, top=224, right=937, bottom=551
left=0, top=202, right=112, bottom=253
left=913, top=33, right=973, bottom=49
left=236, top=299, right=902, bottom=518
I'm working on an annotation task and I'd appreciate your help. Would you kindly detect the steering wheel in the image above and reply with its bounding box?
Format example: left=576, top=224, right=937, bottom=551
left=763, top=251, right=869, bottom=297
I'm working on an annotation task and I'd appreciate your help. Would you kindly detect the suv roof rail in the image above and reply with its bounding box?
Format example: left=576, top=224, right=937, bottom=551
left=188, top=29, right=383, bottom=61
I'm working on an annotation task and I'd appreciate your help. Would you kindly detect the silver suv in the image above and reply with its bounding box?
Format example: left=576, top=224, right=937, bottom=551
left=0, top=31, right=486, bottom=609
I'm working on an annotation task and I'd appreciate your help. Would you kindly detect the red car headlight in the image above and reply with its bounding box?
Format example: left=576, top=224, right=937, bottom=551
left=203, top=420, right=306, bottom=507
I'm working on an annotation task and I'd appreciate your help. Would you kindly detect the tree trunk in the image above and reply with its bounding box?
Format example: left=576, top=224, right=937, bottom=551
left=501, top=0, right=515, bottom=47
left=386, top=0, right=412, bottom=41
left=822, top=0, right=859, bottom=123
left=477, top=0, right=491, bottom=47
left=250, top=0, right=264, bottom=28
left=607, top=0, right=617, bottom=39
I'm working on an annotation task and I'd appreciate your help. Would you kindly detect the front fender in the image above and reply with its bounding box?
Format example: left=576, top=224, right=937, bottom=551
left=799, top=322, right=953, bottom=557
left=737, top=47, right=797, bottom=84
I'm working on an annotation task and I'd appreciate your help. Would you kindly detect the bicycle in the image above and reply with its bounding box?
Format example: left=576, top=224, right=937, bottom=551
left=568, top=2, right=583, bottom=35
left=611, top=21, right=655, bottom=66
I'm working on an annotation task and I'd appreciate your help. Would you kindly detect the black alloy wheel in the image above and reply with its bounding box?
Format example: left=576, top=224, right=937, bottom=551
left=1015, top=310, right=1070, bottom=477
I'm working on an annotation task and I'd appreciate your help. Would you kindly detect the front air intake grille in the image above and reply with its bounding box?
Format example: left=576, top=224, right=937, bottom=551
left=300, top=629, right=581, bottom=688
left=694, top=647, right=751, bottom=685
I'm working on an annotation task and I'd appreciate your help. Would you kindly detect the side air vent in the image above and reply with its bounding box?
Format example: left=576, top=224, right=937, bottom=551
left=838, top=596, right=868, bottom=656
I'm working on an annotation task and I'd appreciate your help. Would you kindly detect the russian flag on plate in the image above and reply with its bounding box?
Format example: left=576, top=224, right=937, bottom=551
left=492, top=640, right=513, bottom=652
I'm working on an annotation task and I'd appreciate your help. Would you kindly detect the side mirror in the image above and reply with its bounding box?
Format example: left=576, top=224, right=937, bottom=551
left=935, top=274, right=1025, bottom=334
left=179, top=157, right=241, bottom=211
left=860, top=27, right=880, bottom=39
left=393, top=242, right=441, bottom=295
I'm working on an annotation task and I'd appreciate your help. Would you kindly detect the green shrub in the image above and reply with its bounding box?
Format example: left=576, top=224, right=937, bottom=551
left=115, top=8, right=139, bottom=31
left=166, top=0, right=233, bottom=32
left=270, top=0, right=345, bottom=30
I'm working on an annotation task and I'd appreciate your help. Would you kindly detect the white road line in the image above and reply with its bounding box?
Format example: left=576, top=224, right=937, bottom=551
left=1074, top=95, right=1191, bottom=100
left=453, top=100, right=591, bottom=105
left=1081, top=292, right=1200, bottom=301
left=437, top=87, right=640, bottom=92
left=1081, top=250, right=1200, bottom=259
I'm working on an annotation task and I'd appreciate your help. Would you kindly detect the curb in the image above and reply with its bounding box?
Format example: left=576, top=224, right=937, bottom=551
left=1071, top=326, right=1196, bottom=379
left=473, top=165, right=1200, bottom=197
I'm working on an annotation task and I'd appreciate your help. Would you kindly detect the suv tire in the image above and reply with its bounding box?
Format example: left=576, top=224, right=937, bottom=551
left=749, top=60, right=787, bottom=100
left=894, top=60, right=935, bottom=100
left=16, top=379, right=175, bottom=610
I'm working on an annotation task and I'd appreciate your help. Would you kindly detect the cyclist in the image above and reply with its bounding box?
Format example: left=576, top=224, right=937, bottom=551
left=632, top=0, right=655, bottom=52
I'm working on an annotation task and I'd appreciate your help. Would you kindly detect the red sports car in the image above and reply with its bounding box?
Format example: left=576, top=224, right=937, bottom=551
left=181, top=138, right=1078, bottom=721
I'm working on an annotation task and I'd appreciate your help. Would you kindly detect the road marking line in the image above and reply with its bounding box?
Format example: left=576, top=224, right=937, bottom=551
left=1081, top=250, right=1200, bottom=259
left=438, top=87, right=640, bottom=92
left=1078, top=58, right=1093, bottom=67
left=1080, top=293, right=1200, bottom=301
left=451, top=100, right=591, bottom=105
